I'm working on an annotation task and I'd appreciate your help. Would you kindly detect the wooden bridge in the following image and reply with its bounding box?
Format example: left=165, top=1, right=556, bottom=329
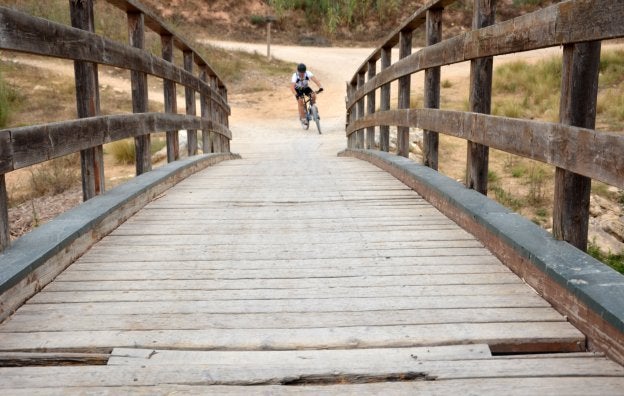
left=0, top=0, right=624, bottom=393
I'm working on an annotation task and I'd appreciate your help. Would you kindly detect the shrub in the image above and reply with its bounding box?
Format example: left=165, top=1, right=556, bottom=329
left=107, top=139, right=136, bottom=165
left=29, top=154, right=81, bottom=197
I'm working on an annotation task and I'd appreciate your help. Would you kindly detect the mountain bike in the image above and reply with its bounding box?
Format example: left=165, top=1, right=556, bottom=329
left=301, top=88, right=323, bottom=134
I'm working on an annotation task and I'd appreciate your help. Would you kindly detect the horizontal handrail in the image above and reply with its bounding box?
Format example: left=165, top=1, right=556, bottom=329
left=0, top=0, right=234, bottom=252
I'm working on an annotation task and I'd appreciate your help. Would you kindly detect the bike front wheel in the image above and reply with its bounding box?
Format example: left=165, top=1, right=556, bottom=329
left=310, top=104, right=321, bottom=134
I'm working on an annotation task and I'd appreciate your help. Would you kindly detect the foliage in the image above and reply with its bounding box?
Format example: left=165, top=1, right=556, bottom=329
left=587, top=242, right=624, bottom=275
left=29, top=154, right=81, bottom=197
left=106, top=137, right=167, bottom=165
left=0, top=70, right=18, bottom=128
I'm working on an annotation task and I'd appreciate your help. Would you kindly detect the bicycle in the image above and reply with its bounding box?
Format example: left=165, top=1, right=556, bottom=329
left=301, top=88, right=323, bottom=134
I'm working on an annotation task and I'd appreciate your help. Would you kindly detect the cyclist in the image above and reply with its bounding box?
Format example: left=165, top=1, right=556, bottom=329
left=291, top=63, right=323, bottom=127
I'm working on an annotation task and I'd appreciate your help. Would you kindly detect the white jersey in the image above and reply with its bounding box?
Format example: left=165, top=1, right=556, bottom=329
left=292, top=71, right=314, bottom=89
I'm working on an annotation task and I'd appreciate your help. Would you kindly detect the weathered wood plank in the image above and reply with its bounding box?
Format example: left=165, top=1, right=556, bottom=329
left=346, top=0, right=624, bottom=108
left=552, top=41, right=601, bottom=251
left=346, top=108, right=624, bottom=189
left=0, top=321, right=583, bottom=353
left=0, top=114, right=231, bottom=173
left=128, top=11, right=151, bottom=175
left=161, top=34, right=179, bottom=163
left=0, top=175, right=8, bottom=252
left=423, top=8, right=442, bottom=170
left=183, top=51, right=198, bottom=156
left=356, top=72, right=366, bottom=149
left=366, top=60, right=376, bottom=149
left=397, top=29, right=412, bottom=158
left=0, top=352, right=109, bottom=367
left=70, top=0, right=105, bottom=200
left=379, top=46, right=391, bottom=152
left=0, top=7, right=230, bottom=114
left=0, top=308, right=565, bottom=332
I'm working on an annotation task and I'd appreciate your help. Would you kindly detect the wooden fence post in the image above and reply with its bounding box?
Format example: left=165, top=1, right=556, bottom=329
left=347, top=81, right=356, bottom=149
left=0, top=175, right=8, bottom=251
left=161, top=34, right=179, bottom=163
left=397, top=29, right=412, bottom=158
left=423, top=8, right=443, bottom=170
left=184, top=51, right=198, bottom=156
left=128, top=11, right=151, bottom=175
left=70, top=0, right=104, bottom=200
left=553, top=41, right=601, bottom=251
left=366, top=60, right=377, bottom=149
left=200, top=65, right=212, bottom=154
left=466, top=0, right=496, bottom=194
left=356, top=71, right=366, bottom=149
left=380, top=47, right=392, bottom=152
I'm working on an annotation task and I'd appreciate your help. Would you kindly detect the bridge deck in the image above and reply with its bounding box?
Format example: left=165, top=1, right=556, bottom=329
left=1, top=122, right=623, bottom=393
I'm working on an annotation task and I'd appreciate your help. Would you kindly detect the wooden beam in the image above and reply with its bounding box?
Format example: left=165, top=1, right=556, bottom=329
left=128, top=11, right=151, bottom=175
left=200, top=65, right=213, bottom=154
left=345, top=0, right=624, bottom=109
left=379, top=47, right=392, bottom=152
left=397, top=30, right=412, bottom=158
left=423, top=8, right=442, bottom=170
left=161, top=34, right=179, bottom=163
left=0, top=8, right=230, bottom=114
left=366, top=60, right=377, bottom=149
left=184, top=51, right=198, bottom=156
left=356, top=72, right=366, bottom=149
left=70, top=0, right=105, bottom=201
left=466, top=0, right=496, bottom=194
left=0, top=174, right=8, bottom=252
left=346, top=108, right=624, bottom=190
left=553, top=41, right=601, bottom=251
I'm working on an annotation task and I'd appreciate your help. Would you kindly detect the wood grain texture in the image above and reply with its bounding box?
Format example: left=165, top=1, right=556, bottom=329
left=161, top=34, right=179, bottom=163
left=423, top=8, right=442, bottom=170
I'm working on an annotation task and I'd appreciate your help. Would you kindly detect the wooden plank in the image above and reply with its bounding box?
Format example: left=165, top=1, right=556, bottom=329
left=0, top=174, right=8, bottom=252
left=423, top=8, right=442, bottom=170
left=552, top=41, right=601, bottom=251
left=346, top=1, right=624, bottom=108
left=346, top=108, right=624, bottom=189
left=11, top=294, right=551, bottom=316
left=183, top=51, right=198, bottom=156
left=379, top=46, right=391, bottom=152
left=5, top=354, right=624, bottom=390
left=70, top=0, right=105, bottom=200
left=161, top=34, right=179, bottom=163
left=0, top=352, right=109, bottom=367
left=4, top=378, right=624, bottom=396
left=0, top=8, right=230, bottom=113
left=397, top=29, right=412, bottom=158
left=108, top=345, right=492, bottom=366
left=366, top=60, right=376, bottom=149
left=200, top=65, right=213, bottom=154
left=0, top=321, right=583, bottom=353
left=356, top=72, right=366, bottom=149
left=466, top=0, right=495, bottom=194
left=1, top=114, right=231, bottom=173
left=128, top=11, right=151, bottom=175
left=0, top=308, right=566, bottom=332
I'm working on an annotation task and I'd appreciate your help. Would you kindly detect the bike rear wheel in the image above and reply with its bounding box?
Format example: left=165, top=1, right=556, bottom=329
left=310, top=104, right=321, bottom=134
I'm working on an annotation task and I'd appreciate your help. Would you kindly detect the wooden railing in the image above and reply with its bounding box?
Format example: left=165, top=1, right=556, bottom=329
left=345, top=0, right=624, bottom=253
left=0, top=0, right=232, bottom=252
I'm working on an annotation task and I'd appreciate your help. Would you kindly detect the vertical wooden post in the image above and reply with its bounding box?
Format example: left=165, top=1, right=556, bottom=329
left=366, top=60, right=377, bottom=149
left=210, top=76, right=219, bottom=152
left=347, top=81, right=356, bottom=149
left=200, top=65, right=212, bottom=154
left=466, top=0, right=496, bottom=194
left=0, top=175, right=9, bottom=251
left=161, top=34, right=179, bottom=163
left=380, top=47, right=392, bottom=152
left=423, top=8, right=443, bottom=170
left=553, top=41, right=601, bottom=251
left=70, top=0, right=104, bottom=200
left=356, top=71, right=366, bottom=149
left=184, top=51, right=198, bottom=156
left=128, top=11, right=151, bottom=175
left=267, top=21, right=272, bottom=61
left=397, top=30, right=412, bottom=158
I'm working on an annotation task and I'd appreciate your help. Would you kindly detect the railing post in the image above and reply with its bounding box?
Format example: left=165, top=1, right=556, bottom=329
left=356, top=71, right=366, bottom=149
left=397, top=29, right=412, bottom=158
left=184, top=51, right=198, bottom=156
left=128, top=11, right=151, bottom=175
left=200, top=65, right=213, bottom=154
left=70, top=0, right=104, bottom=200
left=466, top=0, right=496, bottom=194
left=423, top=8, right=443, bottom=170
left=553, top=41, right=601, bottom=251
left=161, top=34, right=179, bottom=163
left=380, top=47, right=392, bottom=152
left=0, top=175, right=8, bottom=251
left=347, top=81, right=356, bottom=149
left=366, top=60, right=377, bottom=149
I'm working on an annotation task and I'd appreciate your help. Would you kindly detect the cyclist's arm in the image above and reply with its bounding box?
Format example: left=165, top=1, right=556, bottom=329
left=291, top=83, right=299, bottom=98
left=311, top=76, right=323, bottom=90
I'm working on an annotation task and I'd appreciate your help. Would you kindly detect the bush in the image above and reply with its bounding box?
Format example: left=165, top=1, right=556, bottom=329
left=29, top=154, right=81, bottom=196
left=588, top=242, right=624, bottom=275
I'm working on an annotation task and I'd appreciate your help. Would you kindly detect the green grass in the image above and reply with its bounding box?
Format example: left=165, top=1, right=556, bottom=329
left=588, top=242, right=624, bottom=275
